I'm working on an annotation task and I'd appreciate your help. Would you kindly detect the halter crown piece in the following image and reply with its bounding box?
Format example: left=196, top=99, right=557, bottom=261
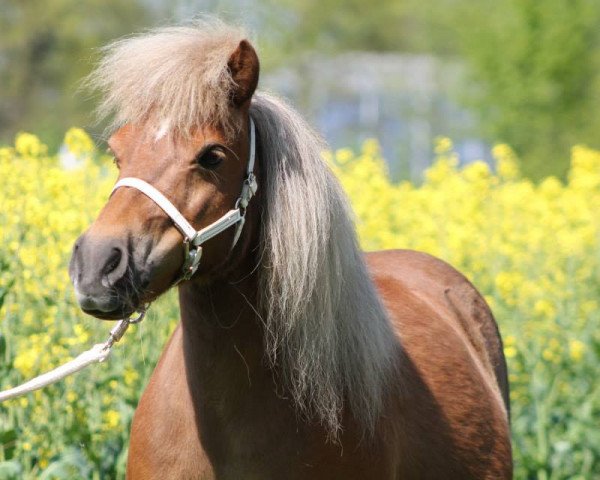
left=111, top=117, right=257, bottom=282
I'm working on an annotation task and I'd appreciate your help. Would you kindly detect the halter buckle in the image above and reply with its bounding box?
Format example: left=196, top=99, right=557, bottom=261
left=236, top=173, right=258, bottom=211
left=182, top=239, right=203, bottom=281
left=247, top=173, right=258, bottom=196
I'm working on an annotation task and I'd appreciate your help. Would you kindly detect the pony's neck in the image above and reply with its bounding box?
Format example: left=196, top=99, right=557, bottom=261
left=175, top=256, right=361, bottom=467
left=175, top=259, right=320, bottom=464
left=177, top=256, right=266, bottom=400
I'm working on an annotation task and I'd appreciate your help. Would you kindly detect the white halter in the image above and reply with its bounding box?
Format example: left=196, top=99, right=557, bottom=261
left=112, top=117, right=257, bottom=281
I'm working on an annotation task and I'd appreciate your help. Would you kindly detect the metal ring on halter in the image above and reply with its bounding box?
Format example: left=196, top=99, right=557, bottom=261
left=102, top=306, right=148, bottom=350
left=127, top=305, right=148, bottom=324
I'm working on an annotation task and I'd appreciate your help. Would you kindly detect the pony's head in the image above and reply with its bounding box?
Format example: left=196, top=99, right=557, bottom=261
left=69, top=23, right=259, bottom=319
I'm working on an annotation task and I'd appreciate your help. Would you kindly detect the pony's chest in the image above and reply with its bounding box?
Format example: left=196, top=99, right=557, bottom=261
left=192, top=381, right=307, bottom=474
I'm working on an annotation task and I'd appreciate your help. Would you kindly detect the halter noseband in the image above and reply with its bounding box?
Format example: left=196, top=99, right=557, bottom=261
left=111, top=117, right=257, bottom=282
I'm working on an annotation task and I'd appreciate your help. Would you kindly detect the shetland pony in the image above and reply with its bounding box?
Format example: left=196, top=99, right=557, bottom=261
left=69, top=20, right=512, bottom=479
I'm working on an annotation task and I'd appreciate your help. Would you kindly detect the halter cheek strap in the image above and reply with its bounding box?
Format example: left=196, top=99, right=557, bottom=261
left=111, top=117, right=257, bottom=281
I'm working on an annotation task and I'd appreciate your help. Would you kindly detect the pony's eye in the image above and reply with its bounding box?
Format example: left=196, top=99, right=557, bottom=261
left=196, top=147, right=226, bottom=169
left=107, top=147, right=121, bottom=169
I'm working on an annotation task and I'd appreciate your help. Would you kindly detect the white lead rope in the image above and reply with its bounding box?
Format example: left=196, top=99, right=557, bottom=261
left=0, top=311, right=144, bottom=403
left=0, top=344, right=110, bottom=402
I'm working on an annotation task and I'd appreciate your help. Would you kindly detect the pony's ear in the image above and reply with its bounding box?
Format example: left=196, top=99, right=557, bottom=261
left=227, top=39, right=260, bottom=107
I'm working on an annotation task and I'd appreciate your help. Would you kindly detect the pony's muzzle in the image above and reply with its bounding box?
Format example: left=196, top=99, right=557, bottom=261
left=69, top=234, right=131, bottom=317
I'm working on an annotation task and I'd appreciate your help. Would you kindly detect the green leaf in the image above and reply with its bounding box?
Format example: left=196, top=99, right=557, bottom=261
left=0, top=430, right=17, bottom=460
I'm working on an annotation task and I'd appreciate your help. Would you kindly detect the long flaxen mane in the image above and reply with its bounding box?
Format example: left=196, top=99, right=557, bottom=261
left=251, top=95, right=397, bottom=436
left=87, top=20, right=398, bottom=437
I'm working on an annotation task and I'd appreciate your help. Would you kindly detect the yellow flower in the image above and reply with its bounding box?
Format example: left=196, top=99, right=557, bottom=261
left=335, top=148, right=354, bottom=165
left=534, top=300, right=556, bottom=318
left=64, top=127, right=95, bottom=157
left=493, top=143, right=520, bottom=180
left=15, top=132, right=47, bottom=157
left=462, top=160, right=490, bottom=180
left=66, top=391, right=78, bottom=403
left=124, top=368, right=139, bottom=386
left=103, top=410, right=121, bottom=429
left=569, top=340, right=585, bottom=362
left=73, top=323, right=90, bottom=344
left=504, top=346, right=518, bottom=358
left=0, top=146, right=14, bottom=162
left=434, top=136, right=453, bottom=155
left=14, top=348, right=38, bottom=377
left=424, top=156, right=458, bottom=184
left=542, top=349, right=556, bottom=363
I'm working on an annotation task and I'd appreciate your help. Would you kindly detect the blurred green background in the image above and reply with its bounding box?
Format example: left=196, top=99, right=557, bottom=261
left=2, top=0, right=600, bottom=180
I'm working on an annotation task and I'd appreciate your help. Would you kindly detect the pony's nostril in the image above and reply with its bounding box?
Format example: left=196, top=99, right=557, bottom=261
left=103, top=247, right=123, bottom=275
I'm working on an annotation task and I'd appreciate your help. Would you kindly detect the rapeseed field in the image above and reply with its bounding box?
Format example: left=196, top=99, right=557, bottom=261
left=0, top=130, right=598, bottom=479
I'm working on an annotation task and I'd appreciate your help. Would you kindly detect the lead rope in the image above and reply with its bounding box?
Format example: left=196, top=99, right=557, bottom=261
left=0, top=307, right=147, bottom=403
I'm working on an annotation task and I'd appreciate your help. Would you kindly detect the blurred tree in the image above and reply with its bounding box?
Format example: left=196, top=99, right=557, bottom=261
left=0, top=0, right=155, bottom=149
left=259, top=0, right=600, bottom=179
left=263, top=0, right=459, bottom=57
left=168, top=0, right=462, bottom=67
left=456, top=0, right=600, bottom=179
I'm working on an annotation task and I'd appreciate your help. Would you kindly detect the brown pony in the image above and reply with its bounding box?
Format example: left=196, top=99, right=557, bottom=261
left=69, top=20, right=512, bottom=479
